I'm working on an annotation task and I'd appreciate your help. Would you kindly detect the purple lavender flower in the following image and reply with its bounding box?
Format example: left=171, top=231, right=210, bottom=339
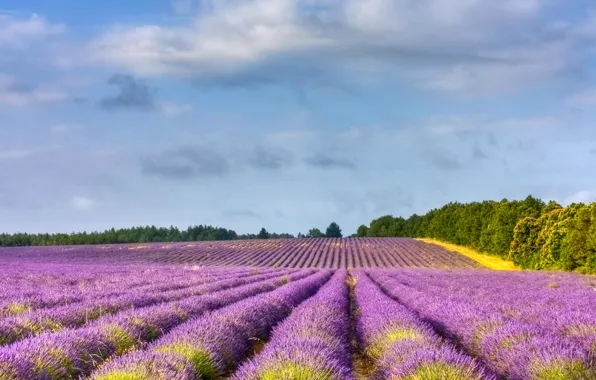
left=90, top=351, right=197, bottom=380
left=0, top=270, right=317, bottom=379
left=231, top=270, right=353, bottom=380
left=353, top=272, right=492, bottom=379
left=0, top=268, right=295, bottom=346
left=368, top=269, right=596, bottom=379
left=383, top=344, right=489, bottom=380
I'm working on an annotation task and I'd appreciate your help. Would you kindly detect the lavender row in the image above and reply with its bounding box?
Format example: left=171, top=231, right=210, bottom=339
left=389, top=269, right=596, bottom=314
left=369, top=271, right=596, bottom=379
left=0, top=238, right=481, bottom=269
left=0, top=270, right=317, bottom=379
left=400, top=270, right=596, bottom=357
left=0, top=263, right=182, bottom=296
left=89, top=270, right=332, bottom=380
left=0, top=264, right=232, bottom=307
left=231, top=270, right=353, bottom=380
left=385, top=269, right=596, bottom=353
left=353, top=272, right=491, bottom=379
left=0, top=268, right=296, bottom=345
left=0, top=264, right=244, bottom=297
left=0, top=267, right=275, bottom=317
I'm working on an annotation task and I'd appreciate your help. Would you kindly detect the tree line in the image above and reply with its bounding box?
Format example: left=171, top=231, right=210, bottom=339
left=246, top=222, right=343, bottom=240
left=0, top=225, right=240, bottom=247
left=356, top=195, right=596, bottom=274
left=0, top=222, right=343, bottom=247
left=7, top=194, right=595, bottom=274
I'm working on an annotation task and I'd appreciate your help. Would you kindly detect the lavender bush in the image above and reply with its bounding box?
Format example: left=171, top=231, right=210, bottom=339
left=0, top=270, right=315, bottom=379
left=231, top=270, right=353, bottom=380
left=90, top=270, right=332, bottom=379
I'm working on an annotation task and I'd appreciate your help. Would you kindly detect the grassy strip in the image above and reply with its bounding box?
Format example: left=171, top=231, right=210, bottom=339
left=347, top=274, right=377, bottom=379
left=416, top=238, right=520, bottom=271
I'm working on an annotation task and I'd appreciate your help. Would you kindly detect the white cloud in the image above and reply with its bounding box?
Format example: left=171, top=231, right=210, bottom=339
left=427, top=115, right=484, bottom=136
left=567, top=90, right=596, bottom=109
left=0, top=14, right=65, bottom=47
left=426, top=115, right=564, bottom=136
left=158, top=102, right=192, bottom=117
left=342, top=0, right=540, bottom=41
left=570, top=12, right=596, bottom=38
left=171, top=0, right=195, bottom=15
left=0, top=146, right=61, bottom=161
left=0, top=74, right=68, bottom=107
left=89, top=0, right=326, bottom=77
left=85, top=0, right=562, bottom=95
left=0, top=149, right=34, bottom=160
left=266, top=130, right=315, bottom=144
left=426, top=42, right=569, bottom=96
left=70, top=196, right=97, bottom=211
left=50, top=124, right=84, bottom=133
left=564, top=190, right=596, bottom=205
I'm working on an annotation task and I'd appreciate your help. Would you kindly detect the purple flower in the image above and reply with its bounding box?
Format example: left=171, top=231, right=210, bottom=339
left=232, top=271, right=353, bottom=380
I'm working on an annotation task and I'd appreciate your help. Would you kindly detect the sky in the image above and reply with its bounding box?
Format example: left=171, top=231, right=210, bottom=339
left=1, top=0, right=596, bottom=236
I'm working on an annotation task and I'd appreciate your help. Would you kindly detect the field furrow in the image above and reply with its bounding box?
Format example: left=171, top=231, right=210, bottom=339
left=0, top=269, right=298, bottom=346
left=0, top=270, right=317, bottom=379
left=232, top=270, right=353, bottom=379
left=88, top=270, right=332, bottom=379
left=0, top=267, right=278, bottom=318
left=368, top=270, right=596, bottom=379
left=353, top=271, right=492, bottom=379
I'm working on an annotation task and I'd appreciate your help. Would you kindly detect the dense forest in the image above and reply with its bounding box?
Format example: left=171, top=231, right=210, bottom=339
left=0, top=222, right=343, bottom=247
left=0, top=225, right=289, bottom=247
left=357, top=196, right=596, bottom=274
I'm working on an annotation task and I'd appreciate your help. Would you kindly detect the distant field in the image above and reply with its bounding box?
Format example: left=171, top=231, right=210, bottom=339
left=0, top=238, right=481, bottom=269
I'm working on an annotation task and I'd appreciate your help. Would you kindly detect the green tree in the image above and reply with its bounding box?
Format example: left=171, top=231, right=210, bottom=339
left=257, top=228, right=270, bottom=239
left=560, top=203, right=595, bottom=272
left=368, top=215, right=395, bottom=237
left=307, top=228, right=325, bottom=238
left=356, top=225, right=369, bottom=237
left=509, top=216, right=540, bottom=269
left=356, top=194, right=596, bottom=273
left=544, top=200, right=563, bottom=213
left=325, top=222, right=343, bottom=238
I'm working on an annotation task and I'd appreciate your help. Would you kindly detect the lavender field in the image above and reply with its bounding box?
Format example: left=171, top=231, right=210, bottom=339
left=0, top=238, right=480, bottom=269
left=0, top=239, right=595, bottom=379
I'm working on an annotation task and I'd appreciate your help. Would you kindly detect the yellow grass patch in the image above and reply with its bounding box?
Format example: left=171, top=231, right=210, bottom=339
left=416, top=238, right=520, bottom=271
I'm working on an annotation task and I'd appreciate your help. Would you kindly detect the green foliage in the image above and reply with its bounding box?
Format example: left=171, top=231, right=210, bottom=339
left=369, top=216, right=406, bottom=237
left=529, top=359, right=594, bottom=380
left=156, top=343, right=218, bottom=379
left=368, top=327, right=426, bottom=359
left=258, top=362, right=334, bottom=380
left=325, top=222, right=343, bottom=238
left=559, top=204, right=596, bottom=273
left=307, top=228, right=326, bottom=238
left=361, top=195, right=596, bottom=274
left=93, top=371, right=145, bottom=380
left=0, top=225, right=295, bottom=247
left=509, top=216, right=540, bottom=269
left=257, top=228, right=270, bottom=239
left=509, top=203, right=596, bottom=272
left=403, top=362, right=486, bottom=380
left=356, top=225, right=369, bottom=237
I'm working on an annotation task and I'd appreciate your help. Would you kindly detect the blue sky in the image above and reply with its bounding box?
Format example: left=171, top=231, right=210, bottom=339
left=1, top=0, right=596, bottom=235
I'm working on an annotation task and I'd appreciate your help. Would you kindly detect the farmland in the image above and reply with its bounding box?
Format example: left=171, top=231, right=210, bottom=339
left=0, top=239, right=595, bottom=379
left=0, top=238, right=480, bottom=269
